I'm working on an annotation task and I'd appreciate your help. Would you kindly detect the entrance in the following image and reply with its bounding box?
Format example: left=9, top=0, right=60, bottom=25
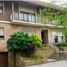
left=41, top=30, right=48, bottom=44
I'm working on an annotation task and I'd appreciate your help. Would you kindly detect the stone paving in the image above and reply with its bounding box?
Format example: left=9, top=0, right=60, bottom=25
left=29, top=60, right=67, bottom=67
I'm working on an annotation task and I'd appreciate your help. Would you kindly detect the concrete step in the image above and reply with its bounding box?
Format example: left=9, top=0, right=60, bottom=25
left=49, top=52, right=66, bottom=60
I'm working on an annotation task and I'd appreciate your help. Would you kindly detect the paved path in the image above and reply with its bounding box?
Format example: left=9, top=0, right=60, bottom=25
left=29, top=60, right=67, bottom=67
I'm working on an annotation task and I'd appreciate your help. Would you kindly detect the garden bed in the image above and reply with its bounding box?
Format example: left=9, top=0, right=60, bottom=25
left=8, top=46, right=54, bottom=67
left=17, top=55, right=47, bottom=67
left=16, top=46, right=54, bottom=67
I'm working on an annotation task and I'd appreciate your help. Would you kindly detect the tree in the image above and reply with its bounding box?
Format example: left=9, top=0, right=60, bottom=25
left=40, top=4, right=67, bottom=36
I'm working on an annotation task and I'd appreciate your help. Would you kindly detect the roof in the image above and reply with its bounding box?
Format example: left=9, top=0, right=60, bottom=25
left=1, top=0, right=65, bottom=11
left=24, top=1, right=64, bottom=10
left=21, top=0, right=65, bottom=11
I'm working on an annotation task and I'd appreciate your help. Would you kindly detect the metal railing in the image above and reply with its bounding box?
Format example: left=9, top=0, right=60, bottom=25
left=10, top=13, right=46, bottom=24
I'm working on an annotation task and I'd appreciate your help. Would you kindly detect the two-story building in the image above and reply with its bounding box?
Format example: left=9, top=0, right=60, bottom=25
left=0, top=1, right=65, bottom=67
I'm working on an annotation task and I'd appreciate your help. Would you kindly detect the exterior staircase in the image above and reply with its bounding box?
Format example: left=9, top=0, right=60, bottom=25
left=49, top=45, right=66, bottom=60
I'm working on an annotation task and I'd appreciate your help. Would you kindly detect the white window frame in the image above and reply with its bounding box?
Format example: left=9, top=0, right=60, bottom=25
left=52, top=32, right=63, bottom=43
left=0, top=2, right=4, bottom=14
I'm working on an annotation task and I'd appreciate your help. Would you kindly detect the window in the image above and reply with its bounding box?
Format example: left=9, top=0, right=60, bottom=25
left=54, top=36, right=58, bottom=43
left=19, top=12, right=35, bottom=22
left=28, top=14, right=32, bottom=22
left=52, top=32, right=63, bottom=43
left=23, top=13, right=28, bottom=21
left=19, top=13, right=24, bottom=20
left=0, top=28, right=4, bottom=38
left=28, top=14, right=35, bottom=22
left=0, top=2, right=3, bottom=14
left=58, top=36, right=63, bottom=43
left=51, top=20, right=61, bottom=25
left=31, top=15, right=35, bottom=22
left=22, top=29, right=35, bottom=35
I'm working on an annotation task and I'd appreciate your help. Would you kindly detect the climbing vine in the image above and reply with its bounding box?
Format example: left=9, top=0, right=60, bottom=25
left=40, top=7, right=67, bottom=25
left=40, top=5, right=67, bottom=36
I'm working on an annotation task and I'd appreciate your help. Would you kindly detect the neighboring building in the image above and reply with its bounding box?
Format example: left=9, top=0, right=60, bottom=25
left=0, top=1, right=65, bottom=67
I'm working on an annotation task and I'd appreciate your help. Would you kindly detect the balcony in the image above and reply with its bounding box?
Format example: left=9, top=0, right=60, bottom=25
left=10, top=13, right=47, bottom=27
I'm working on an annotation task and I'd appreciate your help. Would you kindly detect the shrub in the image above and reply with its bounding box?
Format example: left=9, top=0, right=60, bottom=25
left=22, top=55, right=44, bottom=61
left=56, top=42, right=67, bottom=47
left=7, top=32, right=42, bottom=56
left=30, top=34, right=42, bottom=48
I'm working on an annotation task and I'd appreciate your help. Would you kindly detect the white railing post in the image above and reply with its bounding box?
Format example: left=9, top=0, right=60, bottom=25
left=35, top=9, right=37, bottom=23
left=40, top=8, right=42, bottom=22
left=12, top=2, right=14, bottom=20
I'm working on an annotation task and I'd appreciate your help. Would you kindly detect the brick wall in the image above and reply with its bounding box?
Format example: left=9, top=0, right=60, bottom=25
left=0, top=22, right=41, bottom=52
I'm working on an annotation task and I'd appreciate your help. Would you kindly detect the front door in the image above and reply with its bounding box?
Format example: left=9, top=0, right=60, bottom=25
left=41, top=30, right=48, bottom=44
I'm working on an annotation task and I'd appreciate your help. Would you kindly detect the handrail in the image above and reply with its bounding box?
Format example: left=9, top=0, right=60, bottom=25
left=56, top=44, right=66, bottom=59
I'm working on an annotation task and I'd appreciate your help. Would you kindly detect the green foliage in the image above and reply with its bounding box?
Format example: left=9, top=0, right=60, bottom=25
left=22, top=55, right=44, bottom=61
left=40, top=6, right=67, bottom=36
left=40, top=6, right=67, bottom=25
left=30, top=34, right=42, bottom=48
left=41, top=8, right=58, bottom=16
left=7, top=32, right=30, bottom=51
left=7, top=32, right=42, bottom=56
left=56, top=42, right=67, bottom=47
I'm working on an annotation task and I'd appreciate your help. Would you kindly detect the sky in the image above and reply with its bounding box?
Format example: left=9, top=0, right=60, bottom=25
left=40, top=0, right=67, bottom=7
left=22, top=0, right=67, bottom=7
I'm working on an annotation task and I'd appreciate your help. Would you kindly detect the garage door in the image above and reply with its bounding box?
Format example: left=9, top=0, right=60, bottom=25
left=0, top=52, right=8, bottom=67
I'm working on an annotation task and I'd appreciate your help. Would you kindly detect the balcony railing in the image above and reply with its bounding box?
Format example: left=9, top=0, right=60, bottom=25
left=10, top=13, right=46, bottom=24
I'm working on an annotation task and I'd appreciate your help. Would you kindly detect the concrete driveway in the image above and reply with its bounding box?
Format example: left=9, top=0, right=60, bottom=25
left=29, top=60, right=67, bottom=67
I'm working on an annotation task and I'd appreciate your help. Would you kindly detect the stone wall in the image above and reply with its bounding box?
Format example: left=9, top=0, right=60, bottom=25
left=36, top=47, right=54, bottom=58
left=8, top=52, right=15, bottom=67
left=8, top=47, right=54, bottom=67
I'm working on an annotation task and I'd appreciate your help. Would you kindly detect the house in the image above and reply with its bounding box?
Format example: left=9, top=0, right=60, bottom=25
left=0, top=1, right=65, bottom=67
